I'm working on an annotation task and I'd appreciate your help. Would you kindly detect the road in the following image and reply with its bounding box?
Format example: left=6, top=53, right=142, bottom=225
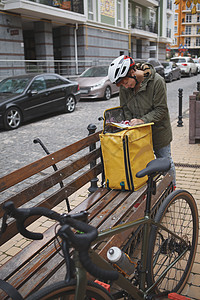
left=0, top=74, right=200, bottom=177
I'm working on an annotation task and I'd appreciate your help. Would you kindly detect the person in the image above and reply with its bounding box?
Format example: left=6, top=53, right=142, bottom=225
left=108, top=55, right=176, bottom=185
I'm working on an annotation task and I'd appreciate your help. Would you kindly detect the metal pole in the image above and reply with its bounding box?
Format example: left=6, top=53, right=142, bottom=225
left=197, top=81, right=200, bottom=92
left=33, top=138, right=71, bottom=212
left=177, top=88, right=183, bottom=127
left=87, top=124, right=98, bottom=194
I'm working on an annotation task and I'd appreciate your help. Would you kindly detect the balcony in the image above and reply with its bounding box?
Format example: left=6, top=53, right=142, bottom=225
left=28, top=0, right=84, bottom=14
left=133, top=0, right=159, bottom=8
left=129, top=17, right=157, bottom=32
left=1, top=0, right=86, bottom=24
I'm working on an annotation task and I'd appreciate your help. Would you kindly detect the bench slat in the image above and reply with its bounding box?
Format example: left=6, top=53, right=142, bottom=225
left=0, top=131, right=100, bottom=192
left=0, top=148, right=101, bottom=218
left=0, top=163, right=102, bottom=245
left=0, top=188, right=108, bottom=281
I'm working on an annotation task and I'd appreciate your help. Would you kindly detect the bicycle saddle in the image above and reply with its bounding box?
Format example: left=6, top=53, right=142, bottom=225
left=136, top=158, right=171, bottom=178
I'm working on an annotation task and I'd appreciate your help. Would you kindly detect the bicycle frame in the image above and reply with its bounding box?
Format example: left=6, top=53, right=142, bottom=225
left=72, top=213, right=189, bottom=300
left=72, top=176, right=189, bottom=300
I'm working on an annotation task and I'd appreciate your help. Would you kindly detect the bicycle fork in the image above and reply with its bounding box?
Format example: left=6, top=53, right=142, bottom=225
left=73, top=251, right=88, bottom=300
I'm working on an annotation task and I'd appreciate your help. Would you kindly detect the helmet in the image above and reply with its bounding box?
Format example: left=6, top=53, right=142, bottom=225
left=108, top=55, right=135, bottom=85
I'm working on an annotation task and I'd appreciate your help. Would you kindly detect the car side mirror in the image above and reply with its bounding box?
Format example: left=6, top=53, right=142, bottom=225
left=28, top=90, right=38, bottom=96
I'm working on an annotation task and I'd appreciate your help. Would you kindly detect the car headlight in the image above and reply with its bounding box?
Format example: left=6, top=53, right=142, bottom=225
left=90, top=79, right=106, bottom=91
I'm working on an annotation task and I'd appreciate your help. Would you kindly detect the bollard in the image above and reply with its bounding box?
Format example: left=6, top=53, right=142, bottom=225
left=177, top=88, right=183, bottom=127
left=197, top=81, right=200, bottom=92
left=87, top=124, right=99, bottom=194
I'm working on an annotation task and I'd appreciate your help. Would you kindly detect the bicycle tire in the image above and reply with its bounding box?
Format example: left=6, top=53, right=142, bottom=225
left=27, top=279, right=114, bottom=300
left=147, top=190, right=199, bottom=294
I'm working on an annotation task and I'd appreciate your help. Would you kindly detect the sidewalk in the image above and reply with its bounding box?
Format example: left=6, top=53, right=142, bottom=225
left=170, top=110, right=200, bottom=300
left=0, top=110, right=200, bottom=299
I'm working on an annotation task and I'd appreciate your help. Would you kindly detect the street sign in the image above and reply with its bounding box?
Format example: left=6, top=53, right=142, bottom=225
left=146, top=46, right=157, bottom=51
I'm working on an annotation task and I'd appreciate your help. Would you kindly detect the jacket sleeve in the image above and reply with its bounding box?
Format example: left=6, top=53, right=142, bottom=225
left=119, top=86, right=133, bottom=120
left=141, top=75, right=169, bottom=123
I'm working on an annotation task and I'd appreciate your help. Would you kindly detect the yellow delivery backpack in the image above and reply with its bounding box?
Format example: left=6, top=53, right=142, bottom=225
left=99, top=107, right=155, bottom=191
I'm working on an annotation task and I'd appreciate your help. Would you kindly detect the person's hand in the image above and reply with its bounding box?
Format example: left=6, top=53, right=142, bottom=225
left=129, top=118, right=144, bottom=126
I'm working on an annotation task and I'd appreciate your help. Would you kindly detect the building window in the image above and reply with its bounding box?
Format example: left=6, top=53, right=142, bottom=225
left=197, top=26, right=200, bottom=34
left=175, top=13, right=178, bottom=22
left=88, top=0, right=95, bottom=20
left=135, top=6, right=142, bottom=29
left=174, top=38, right=177, bottom=45
left=185, top=26, right=191, bottom=35
left=185, top=37, right=191, bottom=47
left=196, top=38, right=200, bottom=46
left=174, top=26, right=178, bottom=33
left=197, top=14, right=200, bottom=22
left=128, top=2, right=132, bottom=27
left=167, top=0, right=172, bottom=10
left=186, top=14, right=192, bottom=23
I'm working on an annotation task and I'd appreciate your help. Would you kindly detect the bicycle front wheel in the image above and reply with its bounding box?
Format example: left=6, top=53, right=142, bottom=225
left=27, top=279, right=114, bottom=300
left=147, top=190, right=199, bottom=294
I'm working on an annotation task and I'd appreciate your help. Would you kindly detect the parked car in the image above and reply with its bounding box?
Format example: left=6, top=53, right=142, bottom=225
left=134, top=58, right=165, bottom=78
left=170, top=56, right=198, bottom=77
left=193, top=58, right=200, bottom=73
left=74, top=66, right=119, bottom=100
left=147, top=58, right=165, bottom=78
left=161, top=61, right=182, bottom=82
left=0, top=73, right=80, bottom=130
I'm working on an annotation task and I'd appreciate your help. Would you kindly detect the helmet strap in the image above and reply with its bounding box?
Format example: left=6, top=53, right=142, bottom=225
left=127, top=75, right=138, bottom=85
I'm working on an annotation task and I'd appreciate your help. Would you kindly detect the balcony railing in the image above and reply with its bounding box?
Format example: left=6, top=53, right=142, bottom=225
left=129, top=17, right=157, bottom=34
left=28, top=0, right=84, bottom=14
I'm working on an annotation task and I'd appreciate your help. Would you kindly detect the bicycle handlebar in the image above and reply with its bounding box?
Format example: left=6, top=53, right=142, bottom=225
left=3, top=201, right=61, bottom=240
left=2, top=201, right=119, bottom=281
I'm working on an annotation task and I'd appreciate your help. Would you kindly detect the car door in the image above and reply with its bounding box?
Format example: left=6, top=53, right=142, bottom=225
left=44, top=74, right=66, bottom=111
left=188, top=58, right=195, bottom=73
left=22, top=76, right=49, bottom=120
left=172, top=63, right=177, bottom=79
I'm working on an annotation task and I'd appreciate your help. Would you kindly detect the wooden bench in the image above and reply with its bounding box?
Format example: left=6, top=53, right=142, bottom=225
left=0, top=128, right=173, bottom=299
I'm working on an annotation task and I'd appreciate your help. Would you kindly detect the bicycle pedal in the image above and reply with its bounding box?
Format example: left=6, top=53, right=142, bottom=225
left=168, top=293, right=190, bottom=300
left=94, top=280, right=110, bottom=292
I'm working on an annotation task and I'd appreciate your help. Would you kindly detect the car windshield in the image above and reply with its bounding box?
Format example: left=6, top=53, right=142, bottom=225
left=0, top=78, right=30, bottom=94
left=162, top=62, right=171, bottom=69
left=80, top=66, right=108, bottom=77
left=171, top=58, right=186, bottom=63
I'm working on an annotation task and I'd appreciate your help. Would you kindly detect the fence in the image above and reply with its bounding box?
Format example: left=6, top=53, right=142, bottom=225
left=0, top=59, right=112, bottom=80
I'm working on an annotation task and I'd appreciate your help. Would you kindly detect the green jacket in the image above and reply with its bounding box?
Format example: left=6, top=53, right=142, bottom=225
left=120, top=64, right=172, bottom=150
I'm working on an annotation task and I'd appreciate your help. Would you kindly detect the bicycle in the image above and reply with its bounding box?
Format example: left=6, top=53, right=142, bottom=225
left=0, top=158, right=198, bottom=300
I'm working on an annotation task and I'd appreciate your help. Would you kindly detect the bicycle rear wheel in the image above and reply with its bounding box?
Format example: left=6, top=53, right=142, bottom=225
left=27, top=279, right=114, bottom=300
left=147, top=190, right=198, bottom=294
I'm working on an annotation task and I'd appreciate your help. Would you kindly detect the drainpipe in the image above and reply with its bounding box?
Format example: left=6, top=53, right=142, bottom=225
left=156, top=1, right=160, bottom=60
left=75, top=23, right=78, bottom=75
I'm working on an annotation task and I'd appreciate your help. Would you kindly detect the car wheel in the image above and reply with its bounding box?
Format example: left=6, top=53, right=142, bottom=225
left=104, top=86, right=111, bottom=100
left=4, top=107, right=22, bottom=130
left=195, top=68, right=198, bottom=76
left=188, top=69, right=191, bottom=77
left=65, top=95, right=76, bottom=113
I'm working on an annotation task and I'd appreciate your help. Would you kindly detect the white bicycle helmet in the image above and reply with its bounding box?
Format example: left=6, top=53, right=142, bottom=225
left=108, top=55, right=135, bottom=85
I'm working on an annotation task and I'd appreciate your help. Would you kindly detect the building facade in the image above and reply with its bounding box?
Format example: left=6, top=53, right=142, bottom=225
left=171, top=0, right=200, bottom=57
left=0, top=0, right=173, bottom=77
